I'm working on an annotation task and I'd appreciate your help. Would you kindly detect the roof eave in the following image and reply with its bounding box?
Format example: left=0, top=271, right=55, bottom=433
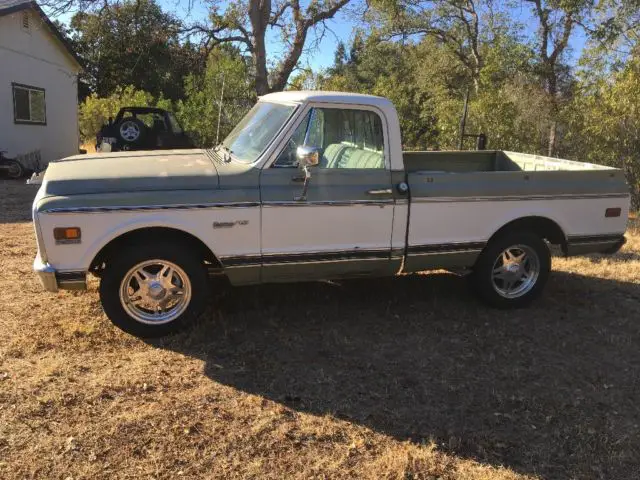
left=0, top=1, right=83, bottom=70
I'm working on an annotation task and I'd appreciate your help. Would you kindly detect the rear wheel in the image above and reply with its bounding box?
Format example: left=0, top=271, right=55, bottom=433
left=471, top=231, right=551, bottom=308
left=99, top=243, right=207, bottom=337
left=116, top=117, right=145, bottom=147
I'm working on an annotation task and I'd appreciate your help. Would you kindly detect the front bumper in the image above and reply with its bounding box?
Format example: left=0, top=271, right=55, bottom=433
left=33, top=254, right=86, bottom=292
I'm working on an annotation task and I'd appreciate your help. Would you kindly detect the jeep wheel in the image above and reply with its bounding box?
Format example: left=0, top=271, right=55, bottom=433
left=117, top=117, right=145, bottom=146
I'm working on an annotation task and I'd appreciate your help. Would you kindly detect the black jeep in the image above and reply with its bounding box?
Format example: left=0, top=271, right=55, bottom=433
left=97, top=107, right=194, bottom=152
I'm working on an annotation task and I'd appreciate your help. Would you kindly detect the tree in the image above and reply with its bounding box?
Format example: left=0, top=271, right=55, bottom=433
left=69, top=0, right=204, bottom=100
left=524, top=0, right=589, bottom=156
left=193, top=0, right=353, bottom=95
left=327, top=41, right=349, bottom=76
left=589, top=0, right=640, bottom=54
left=322, top=35, right=463, bottom=149
left=178, top=48, right=256, bottom=147
left=567, top=51, right=640, bottom=208
left=372, top=0, right=497, bottom=93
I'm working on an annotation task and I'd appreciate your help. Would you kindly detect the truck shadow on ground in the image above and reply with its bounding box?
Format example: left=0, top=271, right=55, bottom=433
left=154, top=270, right=640, bottom=479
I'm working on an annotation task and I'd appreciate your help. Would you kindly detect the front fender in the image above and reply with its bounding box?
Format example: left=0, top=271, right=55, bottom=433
left=37, top=206, right=261, bottom=272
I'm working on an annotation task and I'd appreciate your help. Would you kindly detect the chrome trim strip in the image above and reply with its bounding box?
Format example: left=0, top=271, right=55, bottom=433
left=41, top=202, right=261, bottom=214
left=567, top=241, right=618, bottom=247
left=567, top=233, right=625, bottom=244
left=220, top=248, right=392, bottom=267
left=412, top=193, right=629, bottom=203
left=262, top=200, right=394, bottom=207
left=42, top=199, right=396, bottom=213
left=221, top=244, right=486, bottom=268
left=260, top=248, right=391, bottom=257
left=407, top=242, right=486, bottom=254
left=407, top=249, right=483, bottom=256
left=263, top=257, right=390, bottom=267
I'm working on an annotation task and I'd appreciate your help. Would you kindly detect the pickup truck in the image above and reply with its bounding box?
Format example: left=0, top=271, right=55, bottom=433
left=32, top=91, right=631, bottom=337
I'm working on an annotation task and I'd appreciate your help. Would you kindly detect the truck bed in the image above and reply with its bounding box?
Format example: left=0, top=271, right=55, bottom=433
left=403, top=150, right=613, bottom=173
left=403, top=150, right=629, bottom=198
left=401, top=150, right=630, bottom=274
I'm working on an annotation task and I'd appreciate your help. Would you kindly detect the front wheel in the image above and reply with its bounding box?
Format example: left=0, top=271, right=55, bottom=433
left=99, top=244, right=207, bottom=337
left=471, top=232, right=551, bottom=308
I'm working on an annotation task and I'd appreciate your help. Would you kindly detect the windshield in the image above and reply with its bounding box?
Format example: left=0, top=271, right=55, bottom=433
left=222, top=102, right=296, bottom=163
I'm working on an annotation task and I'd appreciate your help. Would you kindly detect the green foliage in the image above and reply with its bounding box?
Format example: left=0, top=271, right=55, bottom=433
left=321, top=33, right=546, bottom=152
left=69, top=0, right=204, bottom=100
left=177, top=48, right=256, bottom=147
left=321, top=37, right=447, bottom=149
left=79, top=86, right=171, bottom=142
left=567, top=55, right=640, bottom=207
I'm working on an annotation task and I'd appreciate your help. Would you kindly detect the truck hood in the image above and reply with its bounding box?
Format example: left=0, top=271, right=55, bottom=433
left=41, top=149, right=219, bottom=197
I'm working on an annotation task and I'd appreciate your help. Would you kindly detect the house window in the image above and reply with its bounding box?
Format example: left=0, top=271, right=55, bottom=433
left=12, top=83, right=46, bottom=125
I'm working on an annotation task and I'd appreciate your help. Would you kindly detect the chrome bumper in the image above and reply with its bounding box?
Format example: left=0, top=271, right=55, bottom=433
left=33, top=254, right=86, bottom=292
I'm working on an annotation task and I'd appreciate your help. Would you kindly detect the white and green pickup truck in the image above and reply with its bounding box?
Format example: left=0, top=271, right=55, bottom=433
left=32, top=91, right=630, bottom=337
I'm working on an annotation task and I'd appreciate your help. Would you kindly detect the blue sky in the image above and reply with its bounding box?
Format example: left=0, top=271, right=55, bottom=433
left=152, top=0, right=589, bottom=70
left=155, top=0, right=355, bottom=70
left=54, top=0, right=588, bottom=71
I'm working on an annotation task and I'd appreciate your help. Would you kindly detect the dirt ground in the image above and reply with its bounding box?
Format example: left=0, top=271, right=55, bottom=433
left=1, top=178, right=639, bottom=479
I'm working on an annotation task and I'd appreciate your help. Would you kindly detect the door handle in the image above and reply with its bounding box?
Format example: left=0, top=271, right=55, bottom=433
left=366, top=188, right=392, bottom=195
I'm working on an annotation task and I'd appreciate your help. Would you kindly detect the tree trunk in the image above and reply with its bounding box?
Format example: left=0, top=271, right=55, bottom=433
left=548, top=120, right=557, bottom=157
left=248, top=0, right=271, bottom=95
left=546, top=64, right=558, bottom=157
left=252, top=37, right=270, bottom=95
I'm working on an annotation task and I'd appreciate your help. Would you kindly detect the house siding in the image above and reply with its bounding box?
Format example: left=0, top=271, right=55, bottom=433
left=0, top=9, right=80, bottom=166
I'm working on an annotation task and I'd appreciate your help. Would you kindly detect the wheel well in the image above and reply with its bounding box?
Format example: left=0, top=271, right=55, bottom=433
left=489, top=216, right=568, bottom=253
left=89, top=227, right=221, bottom=274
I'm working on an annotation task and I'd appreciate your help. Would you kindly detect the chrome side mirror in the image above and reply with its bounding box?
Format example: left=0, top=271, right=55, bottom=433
left=293, top=146, right=321, bottom=202
left=296, top=146, right=321, bottom=168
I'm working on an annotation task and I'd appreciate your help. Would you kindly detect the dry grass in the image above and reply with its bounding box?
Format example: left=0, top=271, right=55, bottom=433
left=1, top=178, right=639, bottom=479
left=80, top=143, right=97, bottom=154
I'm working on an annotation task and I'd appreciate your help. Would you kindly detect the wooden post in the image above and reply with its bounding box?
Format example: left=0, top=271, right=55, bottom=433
left=458, top=88, right=469, bottom=150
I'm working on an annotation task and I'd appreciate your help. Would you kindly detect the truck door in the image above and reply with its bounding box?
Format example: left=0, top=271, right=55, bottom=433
left=260, top=105, right=398, bottom=282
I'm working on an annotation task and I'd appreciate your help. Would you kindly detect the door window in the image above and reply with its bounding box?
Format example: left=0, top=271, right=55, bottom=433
left=274, top=107, right=385, bottom=169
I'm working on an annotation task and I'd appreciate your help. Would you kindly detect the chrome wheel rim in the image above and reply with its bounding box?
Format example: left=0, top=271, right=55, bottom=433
left=119, top=121, right=140, bottom=142
left=491, top=244, right=540, bottom=299
left=119, top=260, right=192, bottom=325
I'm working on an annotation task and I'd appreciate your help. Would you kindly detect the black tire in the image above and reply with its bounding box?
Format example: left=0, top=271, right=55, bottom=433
left=99, top=243, right=207, bottom=337
left=471, top=231, right=551, bottom=309
left=116, top=117, right=146, bottom=146
left=5, top=159, right=24, bottom=179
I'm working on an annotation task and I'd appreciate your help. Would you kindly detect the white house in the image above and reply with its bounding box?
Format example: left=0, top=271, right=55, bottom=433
left=0, top=0, right=81, bottom=168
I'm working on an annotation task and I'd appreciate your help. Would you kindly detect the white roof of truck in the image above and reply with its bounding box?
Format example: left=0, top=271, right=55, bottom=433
left=260, top=90, right=393, bottom=108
